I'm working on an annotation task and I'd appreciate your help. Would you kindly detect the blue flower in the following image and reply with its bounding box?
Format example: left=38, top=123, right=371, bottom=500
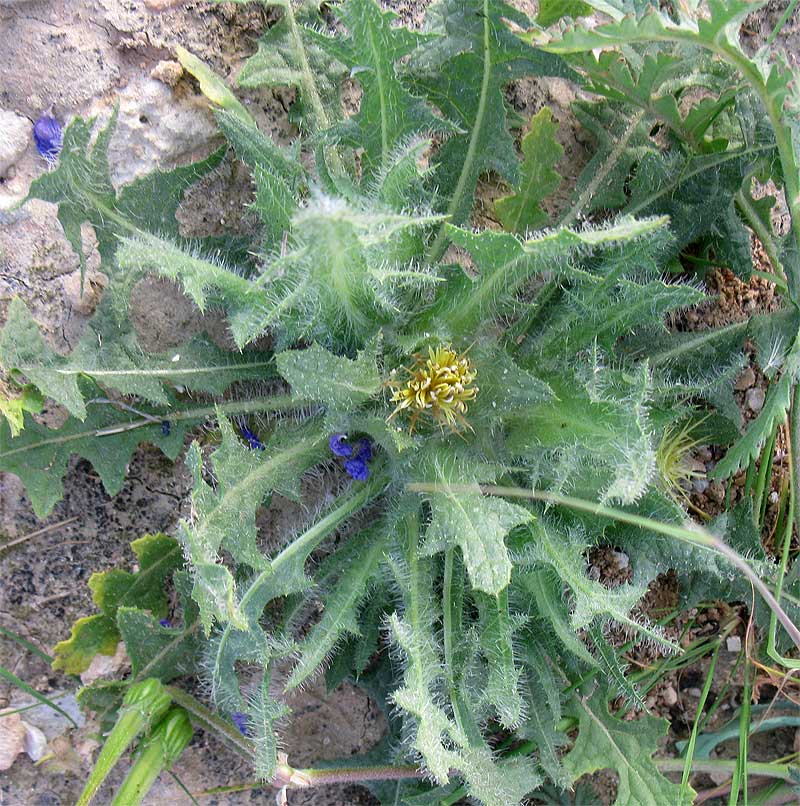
left=231, top=711, right=248, bottom=735
left=330, top=433, right=374, bottom=480
left=161, top=421, right=171, bottom=437
left=240, top=423, right=265, bottom=450
left=329, top=433, right=352, bottom=457
left=343, top=457, right=370, bottom=481
left=159, top=618, right=171, bottom=628
left=354, top=438, right=372, bottom=462
left=33, top=114, right=62, bottom=163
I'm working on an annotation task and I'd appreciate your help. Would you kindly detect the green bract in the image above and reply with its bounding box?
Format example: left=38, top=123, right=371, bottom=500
left=3, top=1, right=800, bottom=803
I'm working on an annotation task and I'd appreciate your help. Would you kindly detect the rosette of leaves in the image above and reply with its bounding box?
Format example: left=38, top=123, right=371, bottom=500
left=4, top=1, right=800, bottom=803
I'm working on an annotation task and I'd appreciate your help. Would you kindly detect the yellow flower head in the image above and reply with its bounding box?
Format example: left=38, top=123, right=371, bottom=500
left=387, top=345, right=478, bottom=432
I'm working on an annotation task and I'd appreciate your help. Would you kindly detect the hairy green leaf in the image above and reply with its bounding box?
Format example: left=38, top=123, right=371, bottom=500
left=276, top=340, right=381, bottom=420
left=307, top=0, right=446, bottom=177
left=0, top=298, right=274, bottom=415
left=564, top=686, right=691, bottom=805
left=287, top=526, right=387, bottom=688
left=410, top=0, right=571, bottom=237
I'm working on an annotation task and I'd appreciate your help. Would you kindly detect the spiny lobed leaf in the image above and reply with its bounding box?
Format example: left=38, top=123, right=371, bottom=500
left=0, top=387, right=191, bottom=518
left=306, top=0, right=448, bottom=178
left=181, top=416, right=326, bottom=631
left=409, top=0, right=572, bottom=237
left=237, top=1, right=344, bottom=134
left=15, top=1, right=800, bottom=802
left=0, top=298, right=273, bottom=418
left=286, top=525, right=388, bottom=689
left=564, top=686, right=693, bottom=805
left=276, top=339, right=381, bottom=421
left=494, top=107, right=563, bottom=234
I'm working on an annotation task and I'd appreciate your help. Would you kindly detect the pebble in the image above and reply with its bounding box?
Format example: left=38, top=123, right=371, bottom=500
left=726, top=636, right=742, bottom=653
left=696, top=446, right=713, bottom=462
left=735, top=367, right=756, bottom=390
left=746, top=387, right=765, bottom=413
left=707, top=481, right=726, bottom=503
left=686, top=687, right=702, bottom=698
left=612, top=550, right=629, bottom=570
left=692, top=478, right=709, bottom=494
left=662, top=686, right=678, bottom=706
left=150, top=60, right=184, bottom=88
left=0, top=109, right=30, bottom=176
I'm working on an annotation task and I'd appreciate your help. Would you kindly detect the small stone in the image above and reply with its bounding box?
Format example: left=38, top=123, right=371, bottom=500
left=22, top=722, right=47, bottom=762
left=734, top=367, right=756, bottom=390
left=726, top=636, right=742, bottom=653
left=612, top=550, right=629, bottom=570
left=0, top=711, right=26, bottom=771
left=150, top=60, right=184, bottom=87
left=746, top=387, right=765, bottom=413
left=0, top=109, right=30, bottom=175
left=707, top=481, right=726, bottom=503
left=686, top=687, right=702, bottom=698
left=692, top=478, right=709, bottom=495
left=662, top=686, right=678, bottom=707
left=696, top=446, right=713, bottom=462
left=80, top=642, right=129, bottom=684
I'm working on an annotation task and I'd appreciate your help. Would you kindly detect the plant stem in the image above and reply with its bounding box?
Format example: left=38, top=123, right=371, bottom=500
left=424, top=0, right=491, bottom=264
left=165, top=686, right=256, bottom=762
left=194, top=754, right=796, bottom=797
left=735, top=188, right=787, bottom=286
left=558, top=109, right=645, bottom=227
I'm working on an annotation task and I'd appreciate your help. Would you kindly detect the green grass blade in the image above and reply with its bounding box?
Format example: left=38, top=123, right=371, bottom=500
left=0, top=665, right=78, bottom=727
left=0, top=626, right=53, bottom=663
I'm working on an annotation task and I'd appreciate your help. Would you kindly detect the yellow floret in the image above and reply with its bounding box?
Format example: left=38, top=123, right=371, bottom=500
left=387, top=346, right=478, bottom=432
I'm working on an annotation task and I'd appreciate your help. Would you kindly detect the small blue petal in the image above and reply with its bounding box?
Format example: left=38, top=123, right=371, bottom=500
left=344, top=457, right=369, bottom=481
left=161, top=421, right=171, bottom=436
left=240, top=424, right=265, bottom=450
left=231, top=711, right=248, bottom=735
left=159, top=619, right=171, bottom=628
left=355, top=438, right=372, bottom=462
left=33, top=114, right=62, bottom=162
left=329, top=433, right=352, bottom=458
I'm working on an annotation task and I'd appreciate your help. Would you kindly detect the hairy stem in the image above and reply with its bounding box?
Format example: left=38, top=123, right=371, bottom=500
left=425, top=0, right=491, bottom=264
left=735, top=187, right=787, bottom=286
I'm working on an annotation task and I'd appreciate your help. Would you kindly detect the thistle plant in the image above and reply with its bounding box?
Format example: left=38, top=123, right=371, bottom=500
left=3, top=1, right=800, bottom=803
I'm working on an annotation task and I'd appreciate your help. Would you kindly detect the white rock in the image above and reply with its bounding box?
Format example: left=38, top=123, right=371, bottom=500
left=80, top=642, right=129, bottom=684
left=746, top=387, right=766, bottom=413
left=7, top=692, right=84, bottom=740
left=726, top=635, right=742, bottom=653
left=612, top=550, right=630, bottom=570
left=0, top=109, right=30, bottom=176
left=662, top=686, right=678, bottom=706
left=22, top=722, right=47, bottom=762
left=96, top=77, right=219, bottom=186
